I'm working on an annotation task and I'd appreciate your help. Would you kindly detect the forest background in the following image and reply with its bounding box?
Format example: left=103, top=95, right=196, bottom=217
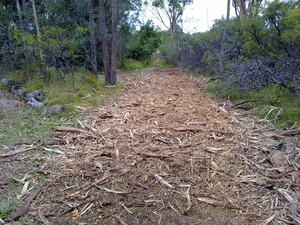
left=0, top=0, right=299, bottom=127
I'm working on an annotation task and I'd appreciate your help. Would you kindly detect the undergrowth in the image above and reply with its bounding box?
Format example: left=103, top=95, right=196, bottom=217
left=119, top=59, right=145, bottom=71
left=4, top=68, right=122, bottom=112
left=206, top=81, right=300, bottom=129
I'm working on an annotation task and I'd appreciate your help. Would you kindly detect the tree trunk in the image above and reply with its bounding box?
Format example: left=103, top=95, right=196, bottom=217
left=16, top=0, right=30, bottom=67
left=110, top=0, right=118, bottom=85
left=21, top=0, right=34, bottom=65
left=21, top=0, right=30, bottom=32
left=238, top=0, right=247, bottom=19
left=87, top=0, right=98, bottom=78
left=98, top=0, right=111, bottom=85
left=32, top=0, right=43, bottom=61
left=219, top=0, right=231, bottom=76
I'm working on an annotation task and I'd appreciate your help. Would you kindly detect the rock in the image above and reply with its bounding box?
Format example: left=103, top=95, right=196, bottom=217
left=269, top=150, right=288, bottom=167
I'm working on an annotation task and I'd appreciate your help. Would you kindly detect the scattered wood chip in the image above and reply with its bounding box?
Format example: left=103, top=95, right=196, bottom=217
left=203, top=146, right=225, bottom=153
left=197, top=197, right=226, bottom=206
left=154, top=174, right=174, bottom=189
left=259, top=214, right=276, bottom=225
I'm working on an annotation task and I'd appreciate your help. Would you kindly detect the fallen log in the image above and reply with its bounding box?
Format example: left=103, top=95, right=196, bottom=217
left=1, top=78, right=44, bottom=108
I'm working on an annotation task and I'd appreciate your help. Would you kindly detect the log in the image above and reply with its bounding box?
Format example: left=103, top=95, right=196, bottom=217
left=1, top=78, right=44, bottom=108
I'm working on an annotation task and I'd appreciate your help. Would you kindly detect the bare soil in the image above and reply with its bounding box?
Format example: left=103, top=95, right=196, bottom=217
left=1, top=68, right=299, bottom=225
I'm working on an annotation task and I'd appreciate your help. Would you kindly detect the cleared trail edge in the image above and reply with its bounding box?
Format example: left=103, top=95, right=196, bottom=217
left=38, top=68, right=299, bottom=225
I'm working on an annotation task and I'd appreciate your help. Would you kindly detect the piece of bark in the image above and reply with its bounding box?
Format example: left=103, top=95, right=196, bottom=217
left=52, top=126, right=87, bottom=133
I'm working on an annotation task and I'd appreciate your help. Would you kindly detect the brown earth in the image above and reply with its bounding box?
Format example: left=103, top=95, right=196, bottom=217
left=1, top=68, right=299, bottom=225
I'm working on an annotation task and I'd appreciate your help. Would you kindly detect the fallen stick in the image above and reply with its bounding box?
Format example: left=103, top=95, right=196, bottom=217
left=42, top=147, right=65, bottom=155
left=280, top=128, right=300, bottom=137
left=138, top=152, right=171, bottom=159
left=96, top=186, right=130, bottom=194
left=0, top=147, right=35, bottom=157
left=52, top=126, right=87, bottom=133
left=4, top=207, right=30, bottom=223
left=115, top=216, right=129, bottom=225
left=154, top=174, right=174, bottom=189
left=203, top=147, right=225, bottom=153
left=197, top=197, right=225, bottom=206
left=25, top=186, right=42, bottom=206
left=259, top=214, right=276, bottom=225
left=38, top=210, right=51, bottom=225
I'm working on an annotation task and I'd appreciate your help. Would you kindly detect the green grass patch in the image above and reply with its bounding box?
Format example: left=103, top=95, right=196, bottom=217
left=0, top=201, right=13, bottom=220
left=206, top=82, right=300, bottom=128
left=119, top=59, right=145, bottom=71
left=0, top=105, right=78, bottom=148
left=3, top=68, right=122, bottom=113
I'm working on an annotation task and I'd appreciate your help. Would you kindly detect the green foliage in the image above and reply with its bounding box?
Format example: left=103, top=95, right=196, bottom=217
left=127, top=21, right=162, bottom=63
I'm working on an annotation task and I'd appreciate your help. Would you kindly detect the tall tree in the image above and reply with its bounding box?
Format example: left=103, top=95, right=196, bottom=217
left=98, top=0, right=111, bottom=84
left=146, top=0, right=192, bottom=37
left=32, top=0, right=43, bottom=61
left=110, top=0, right=118, bottom=85
left=98, top=0, right=118, bottom=85
left=86, top=0, right=98, bottom=77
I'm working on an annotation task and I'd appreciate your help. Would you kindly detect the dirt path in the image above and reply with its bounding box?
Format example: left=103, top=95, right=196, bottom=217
left=34, top=69, right=299, bottom=224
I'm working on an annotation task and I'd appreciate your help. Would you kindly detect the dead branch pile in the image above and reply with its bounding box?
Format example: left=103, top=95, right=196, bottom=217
left=37, top=69, right=299, bottom=224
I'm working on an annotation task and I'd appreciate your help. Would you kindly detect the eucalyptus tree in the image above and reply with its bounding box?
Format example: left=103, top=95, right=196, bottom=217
left=145, top=0, right=192, bottom=37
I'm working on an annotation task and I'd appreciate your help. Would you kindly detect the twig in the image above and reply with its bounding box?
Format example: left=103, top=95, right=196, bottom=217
left=83, top=175, right=110, bottom=190
left=280, top=128, right=300, bottom=137
left=154, top=174, right=174, bottom=189
left=38, top=210, right=51, bottom=225
left=96, top=186, right=130, bottom=194
left=121, top=204, right=133, bottom=214
left=0, top=146, right=35, bottom=157
left=4, top=207, right=30, bottom=222
left=80, top=202, right=94, bottom=215
left=203, top=146, right=225, bottom=153
left=52, top=126, right=87, bottom=133
left=259, top=214, right=276, bottom=225
left=138, top=152, right=171, bottom=159
left=42, top=147, right=65, bottom=155
left=25, top=186, right=42, bottom=206
left=197, top=197, right=225, bottom=206
left=168, top=202, right=181, bottom=216
left=114, top=216, right=129, bottom=225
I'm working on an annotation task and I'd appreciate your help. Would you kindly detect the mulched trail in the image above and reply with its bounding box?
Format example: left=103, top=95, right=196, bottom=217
left=35, top=69, right=299, bottom=225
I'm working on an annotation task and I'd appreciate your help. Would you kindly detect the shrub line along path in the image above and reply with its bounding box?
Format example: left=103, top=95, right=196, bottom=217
left=35, top=68, right=299, bottom=224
